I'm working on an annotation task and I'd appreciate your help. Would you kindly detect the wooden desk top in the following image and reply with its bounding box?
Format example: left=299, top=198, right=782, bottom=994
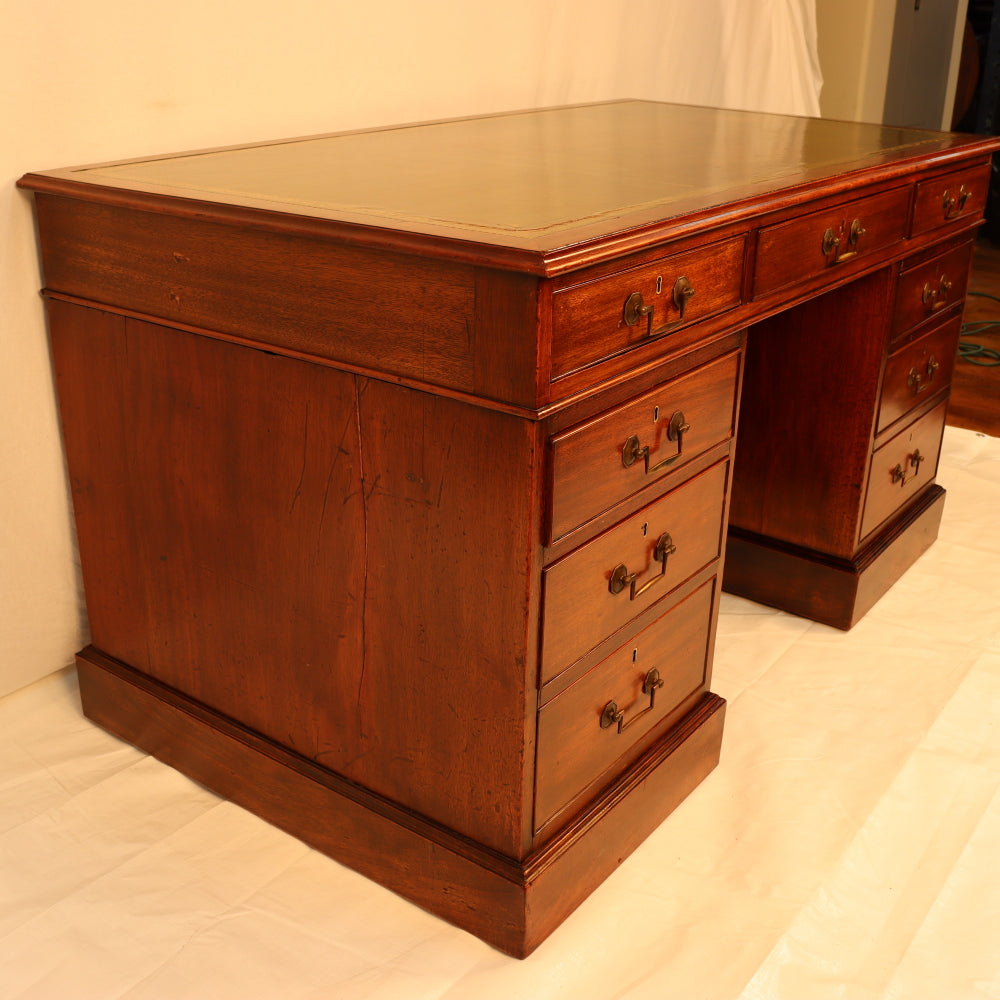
left=21, top=101, right=999, bottom=271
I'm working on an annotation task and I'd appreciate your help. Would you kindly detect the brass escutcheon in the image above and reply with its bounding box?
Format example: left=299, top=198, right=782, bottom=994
left=891, top=448, right=924, bottom=487
left=623, top=291, right=654, bottom=329
left=600, top=668, right=666, bottom=733
left=672, top=275, right=695, bottom=319
left=621, top=409, right=691, bottom=475
left=922, top=275, right=953, bottom=311
left=907, top=355, right=938, bottom=394
left=822, top=218, right=865, bottom=265
left=942, top=185, right=972, bottom=219
left=608, top=532, right=677, bottom=601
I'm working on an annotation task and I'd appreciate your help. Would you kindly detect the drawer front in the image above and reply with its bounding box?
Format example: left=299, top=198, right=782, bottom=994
left=549, top=351, right=740, bottom=542
left=878, top=314, right=960, bottom=434
left=861, top=400, right=947, bottom=540
left=911, top=163, right=990, bottom=237
left=754, top=186, right=910, bottom=298
left=892, top=242, right=973, bottom=338
left=534, top=579, right=714, bottom=832
left=540, top=460, right=728, bottom=684
left=550, top=237, right=744, bottom=380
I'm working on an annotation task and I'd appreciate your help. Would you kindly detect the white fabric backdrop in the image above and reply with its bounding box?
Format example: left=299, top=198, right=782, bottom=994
left=1, top=0, right=821, bottom=696
left=537, top=0, right=822, bottom=116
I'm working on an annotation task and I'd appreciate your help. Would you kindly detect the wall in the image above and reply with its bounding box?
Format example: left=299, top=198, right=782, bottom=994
left=816, top=0, right=897, bottom=122
left=817, top=0, right=969, bottom=127
left=883, top=0, right=970, bottom=129
left=0, top=0, right=822, bottom=697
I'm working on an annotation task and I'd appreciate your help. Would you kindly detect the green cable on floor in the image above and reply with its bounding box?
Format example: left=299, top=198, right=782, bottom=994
left=961, top=292, right=1000, bottom=366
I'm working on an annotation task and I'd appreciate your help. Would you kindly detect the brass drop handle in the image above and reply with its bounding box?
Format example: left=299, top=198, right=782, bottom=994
left=822, top=218, right=866, bottom=265
left=623, top=291, right=654, bottom=329
left=922, top=275, right=953, bottom=312
left=600, top=668, right=666, bottom=734
left=624, top=276, right=697, bottom=333
left=621, top=410, right=691, bottom=475
left=891, top=448, right=924, bottom=487
left=672, top=275, right=695, bottom=319
left=942, top=185, right=972, bottom=219
left=907, top=355, right=939, bottom=394
left=608, top=533, right=677, bottom=601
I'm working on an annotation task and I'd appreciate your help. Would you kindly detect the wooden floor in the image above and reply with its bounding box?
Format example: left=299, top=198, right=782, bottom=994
left=949, top=237, right=1000, bottom=437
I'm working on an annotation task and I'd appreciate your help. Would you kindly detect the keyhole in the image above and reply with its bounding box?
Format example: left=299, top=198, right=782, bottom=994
left=655, top=276, right=663, bottom=294
left=642, top=522, right=648, bottom=536
left=632, top=648, right=638, bottom=663
left=653, top=406, right=660, bottom=423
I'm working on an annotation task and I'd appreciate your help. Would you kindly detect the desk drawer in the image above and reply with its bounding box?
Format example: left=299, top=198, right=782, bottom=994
left=534, top=579, right=714, bottom=832
left=754, top=186, right=910, bottom=298
left=550, top=237, right=744, bottom=380
left=911, top=163, right=990, bottom=237
left=540, top=460, right=728, bottom=684
left=549, top=352, right=740, bottom=542
left=892, top=242, right=972, bottom=339
left=878, top=314, right=960, bottom=434
left=861, top=401, right=947, bottom=540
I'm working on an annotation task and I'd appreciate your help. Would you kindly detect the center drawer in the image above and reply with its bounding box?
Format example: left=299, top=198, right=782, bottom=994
left=540, top=459, right=729, bottom=684
left=534, top=578, right=715, bottom=833
left=548, top=351, right=741, bottom=542
left=754, top=185, right=910, bottom=298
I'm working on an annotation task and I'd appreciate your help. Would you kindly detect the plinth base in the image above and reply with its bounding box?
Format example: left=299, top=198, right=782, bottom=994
left=76, top=646, right=725, bottom=958
left=723, top=486, right=946, bottom=630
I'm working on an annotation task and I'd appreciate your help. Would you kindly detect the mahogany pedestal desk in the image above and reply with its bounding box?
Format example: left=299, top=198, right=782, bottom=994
left=20, top=102, right=1000, bottom=956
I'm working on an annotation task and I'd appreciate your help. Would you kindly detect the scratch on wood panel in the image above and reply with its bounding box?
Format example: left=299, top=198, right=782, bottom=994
left=319, top=462, right=335, bottom=537
left=354, top=376, right=369, bottom=725
left=437, top=441, right=451, bottom=508
left=319, top=408, right=359, bottom=539
left=121, top=327, right=140, bottom=478
left=288, top=401, right=310, bottom=514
